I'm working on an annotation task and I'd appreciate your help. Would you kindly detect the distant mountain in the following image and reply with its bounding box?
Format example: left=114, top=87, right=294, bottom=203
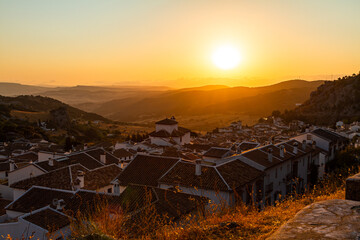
left=283, top=73, right=360, bottom=125
left=0, top=95, right=108, bottom=122
left=0, top=82, right=52, bottom=96
left=0, top=80, right=325, bottom=126
left=93, top=80, right=324, bottom=122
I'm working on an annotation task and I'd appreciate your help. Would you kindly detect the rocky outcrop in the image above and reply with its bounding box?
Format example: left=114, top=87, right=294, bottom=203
left=268, top=199, right=360, bottom=240
left=283, top=73, right=360, bottom=125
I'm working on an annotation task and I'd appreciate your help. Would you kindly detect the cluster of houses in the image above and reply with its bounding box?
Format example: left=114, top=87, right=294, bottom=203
left=0, top=117, right=351, bottom=239
left=210, top=117, right=297, bottom=147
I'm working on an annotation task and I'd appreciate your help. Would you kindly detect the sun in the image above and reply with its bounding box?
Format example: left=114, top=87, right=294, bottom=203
left=212, top=45, right=241, bottom=70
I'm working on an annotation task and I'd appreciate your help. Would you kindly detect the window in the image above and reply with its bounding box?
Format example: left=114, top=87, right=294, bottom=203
left=107, top=188, right=112, bottom=193
left=275, top=168, right=278, bottom=178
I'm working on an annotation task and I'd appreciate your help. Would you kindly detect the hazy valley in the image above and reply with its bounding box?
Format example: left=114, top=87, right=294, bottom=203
left=0, top=79, right=324, bottom=131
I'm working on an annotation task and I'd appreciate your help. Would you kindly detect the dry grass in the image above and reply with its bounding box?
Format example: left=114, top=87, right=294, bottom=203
left=69, top=166, right=356, bottom=240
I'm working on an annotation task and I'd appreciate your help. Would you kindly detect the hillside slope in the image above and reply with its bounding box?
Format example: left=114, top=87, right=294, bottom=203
left=0, top=95, right=108, bottom=122
left=283, top=73, right=360, bottom=125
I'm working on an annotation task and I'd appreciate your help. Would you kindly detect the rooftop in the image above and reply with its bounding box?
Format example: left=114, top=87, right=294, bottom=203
left=116, top=154, right=179, bottom=187
left=155, top=118, right=178, bottom=125
left=23, top=208, right=70, bottom=232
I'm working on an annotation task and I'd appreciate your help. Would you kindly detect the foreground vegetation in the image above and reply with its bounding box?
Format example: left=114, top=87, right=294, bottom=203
left=70, top=148, right=359, bottom=239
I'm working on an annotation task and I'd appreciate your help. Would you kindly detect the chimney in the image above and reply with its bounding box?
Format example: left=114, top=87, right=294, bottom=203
left=302, top=140, right=306, bottom=150
left=312, top=141, right=316, bottom=150
left=100, top=151, right=106, bottom=164
left=53, top=198, right=65, bottom=211
left=293, top=142, right=298, bottom=154
left=75, top=170, right=85, bottom=189
left=9, top=160, right=15, bottom=172
left=84, top=144, right=88, bottom=150
left=280, top=145, right=285, bottom=158
left=171, top=116, right=176, bottom=120
left=48, top=157, right=54, bottom=166
left=267, top=148, right=273, bottom=162
left=195, top=159, right=202, bottom=176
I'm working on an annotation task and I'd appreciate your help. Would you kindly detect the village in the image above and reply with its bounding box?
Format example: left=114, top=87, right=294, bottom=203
left=0, top=116, right=358, bottom=238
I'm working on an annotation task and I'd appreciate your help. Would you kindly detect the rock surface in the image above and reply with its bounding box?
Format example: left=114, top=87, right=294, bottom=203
left=268, top=199, right=360, bottom=240
left=346, top=173, right=360, bottom=201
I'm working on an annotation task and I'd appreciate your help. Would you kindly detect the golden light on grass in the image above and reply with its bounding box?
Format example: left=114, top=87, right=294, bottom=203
left=212, top=45, right=242, bottom=70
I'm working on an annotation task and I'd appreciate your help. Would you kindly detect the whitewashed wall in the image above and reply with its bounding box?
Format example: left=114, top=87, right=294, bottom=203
left=155, top=123, right=178, bottom=133
left=8, top=165, right=45, bottom=186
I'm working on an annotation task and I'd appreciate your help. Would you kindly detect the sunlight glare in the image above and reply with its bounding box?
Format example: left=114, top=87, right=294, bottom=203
left=212, top=45, right=241, bottom=70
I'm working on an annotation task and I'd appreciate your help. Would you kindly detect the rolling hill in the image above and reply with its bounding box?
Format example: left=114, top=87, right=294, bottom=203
left=0, top=79, right=325, bottom=128
left=0, top=95, right=108, bottom=122
left=92, top=80, right=324, bottom=122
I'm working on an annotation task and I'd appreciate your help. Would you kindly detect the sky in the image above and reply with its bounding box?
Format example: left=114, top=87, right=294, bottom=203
left=0, top=0, right=360, bottom=88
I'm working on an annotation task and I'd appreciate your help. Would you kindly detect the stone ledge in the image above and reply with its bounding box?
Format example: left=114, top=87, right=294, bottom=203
left=268, top=199, right=360, bottom=240
left=346, top=173, right=360, bottom=201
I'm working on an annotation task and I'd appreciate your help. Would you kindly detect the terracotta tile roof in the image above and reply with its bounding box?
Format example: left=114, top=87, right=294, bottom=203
left=116, top=154, right=179, bottom=187
left=10, top=163, right=121, bottom=192
left=312, top=128, right=348, bottom=143
left=35, top=151, right=107, bottom=172
left=6, top=187, right=74, bottom=213
left=178, top=126, right=190, bottom=133
left=64, top=190, right=118, bottom=215
left=158, top=161, right=229, bottom=191
left=65, top=185, right=206, bottom=222
left=0, top=162, right=9, bottom=171
left=66, top=152, right=104, bottom=169
left=216, top=160, right=264, bottom=189
left=84, top=164, right=122, bottom=190
left=242, top=149, right=282, bottom=169
left=10, top=164, right=87, bottom=190
left=11, top=152, right=38, bottom=163
left=184, top=144, right=214, bottom=152
left=23, top=208, right=70, bottom=232
left=85, top=148, right=119, bottom=165
left=183, top=153, right=200, bottom=161
left=238, top=142, right=260, bottom=151
left=281, top=139, right=311, bottom=157
left=261, top=145, right=293, bottom=161
left=122, top=185, right=207, bottom=220
left=203, top=147, right=233, bottom=158
left=170, top=129, right=185, bottom=137
left=0, top=199, right=11, bottom=215
left=35, top=159, right=69, bottom=172
left=149, top=130, right=171, bottom=138
left=113, top=149, right=134, bottom=158
left=155, top=118, right=178, bottom=125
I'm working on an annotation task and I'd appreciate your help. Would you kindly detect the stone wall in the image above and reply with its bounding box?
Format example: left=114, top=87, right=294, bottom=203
left=346, top=172, right=360, bottom=201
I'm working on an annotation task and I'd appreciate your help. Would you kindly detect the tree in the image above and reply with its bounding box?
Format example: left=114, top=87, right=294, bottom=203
left=64, top=137, right=72, bottom=151
left=272, top=110, right=281, bottom=118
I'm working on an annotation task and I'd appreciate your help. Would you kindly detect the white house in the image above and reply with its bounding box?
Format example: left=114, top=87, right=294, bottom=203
left=149, top=117, right=191, bottom=146
left=158, top=159, right=264, bottom=206
left=291, top=128, right=348, bottom=161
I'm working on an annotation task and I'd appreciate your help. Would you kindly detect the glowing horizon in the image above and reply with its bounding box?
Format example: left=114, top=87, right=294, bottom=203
left=0, top=0, right=359, bottom=88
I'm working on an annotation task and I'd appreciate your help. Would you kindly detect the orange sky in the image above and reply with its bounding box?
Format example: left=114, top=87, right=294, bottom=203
left=0, top=0, right=359, bottom=88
